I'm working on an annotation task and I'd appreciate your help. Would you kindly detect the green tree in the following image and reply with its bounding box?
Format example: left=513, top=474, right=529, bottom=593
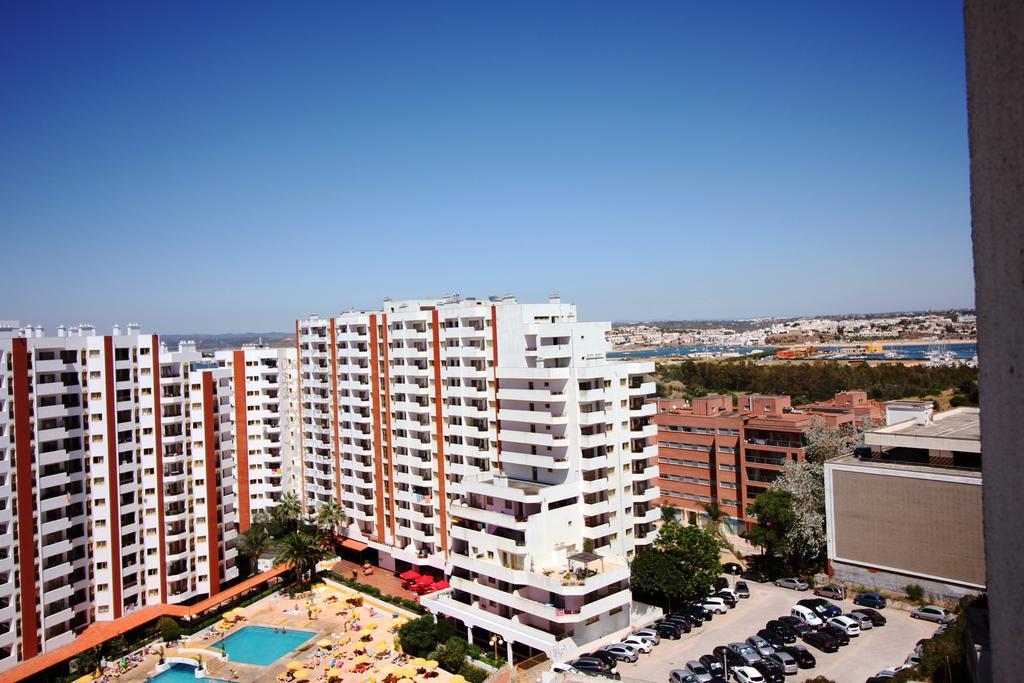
left=654, top=522, right=721, bottom=599
left=273, top=492, right=303, bottom=532
left=397, top=616, right=447, bottom=657
left=316, top=501, right=347, bottom=546
left=630, top=550, right=687, bottom=607
left=658, top=503, right=680, bottom=524
left=432, top=636, right=469, bottom=674
left=158, top=616, right=182, bottom=643
left=274, top=530, right=326, bottom=582
left=73, top=647, right=102, bottom=676
left=747, top=489, right=795, bottom=569
left=238, top=524, right=272, bottom=572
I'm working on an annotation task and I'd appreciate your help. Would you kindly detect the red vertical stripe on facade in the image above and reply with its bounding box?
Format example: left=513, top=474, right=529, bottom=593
left=490, top=305, right=502, bottom=467
left=233, top=350, right=251, bottom=533
left=203, top=372, right=221, bottom=595
left=381, top=314, right=396, bottom=542
left=295, top=320, right=306, bottom=515
left=329, top=320, right=342, bottom=505
left=104, top=336, right=123, bottom=619
left=369, top=315, right=387, bottom=543
left=11, top=338, right=40, bottom=658
left=152, top=336, right=167, bottom=602
left=430, top=310, right=449, bottom=558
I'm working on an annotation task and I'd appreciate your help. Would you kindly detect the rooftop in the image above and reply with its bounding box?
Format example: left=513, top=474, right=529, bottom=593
left=827, top=452, right=983, bottom=477
left=869, top=407, right=980, bottom=443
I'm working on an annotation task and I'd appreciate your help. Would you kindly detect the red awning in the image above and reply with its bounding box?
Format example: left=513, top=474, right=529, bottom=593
left=428, top=580, right=450, bottom=592
left=399, top=570, right=420, bottom=581
left=341, top=538, right=369, bottom=552
left=416, top=574, right=435, bottom=586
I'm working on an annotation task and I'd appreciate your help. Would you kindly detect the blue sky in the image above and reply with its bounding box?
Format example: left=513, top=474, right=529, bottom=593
left=1, top=2, right=972, bottom=332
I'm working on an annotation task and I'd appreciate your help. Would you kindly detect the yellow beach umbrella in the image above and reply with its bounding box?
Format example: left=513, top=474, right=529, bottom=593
left=287, top=661, right=304, bottom=670
left=397, top=667, right=417, bottom=677
left=379, top=665, right=398, bottom=676
left=412, top=658, right=427, bottom=667
left=328, top=668, right=345, bottom=678
left=398, top=678, right=414, bottom=683
left=293, top=669, right=313, bottom=681
left=224, top=608, right=242, bottom=619
left=423, top=661, right=438, bottom=670
left=317, top=639, right=333, bottom=648
left=449, top=675, right=466, bottom=683
left=355, top=655, right=372, bottom=664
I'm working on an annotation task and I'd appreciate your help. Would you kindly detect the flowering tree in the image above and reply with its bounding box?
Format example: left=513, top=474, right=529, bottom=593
left=804, top=416, right=875, bottom=462
left=770, top=460, right=826, bottom=570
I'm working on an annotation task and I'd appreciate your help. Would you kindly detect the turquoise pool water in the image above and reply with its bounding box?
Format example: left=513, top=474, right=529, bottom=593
left=148, top=662, right=227, bottom=682
left=213, top=625, right=316, bottom=666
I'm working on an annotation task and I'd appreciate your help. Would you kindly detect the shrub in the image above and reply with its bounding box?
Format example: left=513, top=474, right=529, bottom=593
left=802, top=678, right=840, bottom=683
left=905, top=584, right=926, bottom=602
left=459, top=663, right=489, bottom=683
left=158, top=617, right=182, bottom=643
left=397, top=616, right=443, bottom=657
left=433, top=636, right=469, bottom=674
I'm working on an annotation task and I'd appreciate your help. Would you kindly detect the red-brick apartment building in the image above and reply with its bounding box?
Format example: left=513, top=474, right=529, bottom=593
left=653, top=391, right=882, bottom=533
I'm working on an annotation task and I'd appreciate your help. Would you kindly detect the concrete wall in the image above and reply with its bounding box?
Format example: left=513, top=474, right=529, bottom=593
left=831, top=560, right=979, bottom=603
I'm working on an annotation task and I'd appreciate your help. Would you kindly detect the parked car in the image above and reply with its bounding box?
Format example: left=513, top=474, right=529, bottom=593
left=549, top=663, right=577, bottom=675
left=778, top=615, right=814, bottom=635
left=790, top=605, right=823, bottom=627
left=818, top=624, right=850, bottom=646
left=827, top=615, right=862, bottom=636
left=742, top=569, right=770, bottom=583
left=797, top=597, right=842, bottom=618
left=675, top=609, right=705, bottom=626
left=851, top=607, right=886, bottom=627
left=572, top=658, right=618, bottom=679
left=751, top=660, right=784, bottom=683
left=756, top=629, right=787, bottom=650
left=702, top=597, right=729, bottom=614
left=813, top=584, right=845, bottom=600
left=600, top=644, right=639, bottom=663
left=662, top=615, right=695, bottom=631
left=715, top=591, right=738, bottom=608
left=734, top=581, right=750, bottom=598
left=731, top=666, right=765, bottom=683
left=668, top=671, right=698, bottom=683
left=727, top=642, right=762, bottom=665
left=746, top=635, right=774, bottom=658
left=586, top=651, right=619, bottom=668
left=767, top=651, right=798, bottom=676
left=853, top=592, right=887, bottom=609
left=775, top=577, right=809, bottom=591
left=846, top=610, right=876, bottom=630
left=687, top=604, right=715, bottom=621
left=698, top=655, right=727, bottom=680
left=779, top=644, right=816, bottom=669
left=911, top=605, right=955, bottom=623
left=652, top=621, right=683, bottom=639
left=684, top=660, right=713, bottom=683
left=622, top=635, right=653, bottom=653
left=765, top=618, right=800, bottom=640
left=714, top=576, right=730, bottom=591
left=711, top=645, right=746, bottom=670
left=723, top=561, right=744, bottom=575
left=802, top=630, right=840, bottom=653
left=632, top=628, right=661, bottom=645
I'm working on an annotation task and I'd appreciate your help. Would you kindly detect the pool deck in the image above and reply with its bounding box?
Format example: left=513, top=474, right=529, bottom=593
left=116, top=580, right=443, bottom=683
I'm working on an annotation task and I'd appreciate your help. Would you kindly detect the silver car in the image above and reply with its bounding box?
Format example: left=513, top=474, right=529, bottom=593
left=746, top=635, right=774, bottom=658
left=911, top=605, right=954, bottom=623
left=768, top=651, right=798, bottom=675
left=775, top=577, right=809, bottom=591
left=684, top=660, right=712, bottom=683
left=727, top=642, right=762, bottom=665
left=813, top=584, right=845, bottom=600
left=601, top=643, right=639, bottom=663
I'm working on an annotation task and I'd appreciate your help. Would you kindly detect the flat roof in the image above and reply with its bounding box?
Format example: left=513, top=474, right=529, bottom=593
left=827, top=453, right=982, bottom=478
left=870, top=407, right=980, bottom=442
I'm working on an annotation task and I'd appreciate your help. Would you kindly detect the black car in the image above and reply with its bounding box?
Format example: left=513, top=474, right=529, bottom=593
left=586, top=651, right=619, bottom=668
left=659, top=617, right=692, bottom=634
left=819, top=624, right=850, bottom=646
left=687, top=603, right=714, bottom=620
left=571, top=658, right=618, bottom=679
left=756, top=628, right=787, bottom=650
left=851, top=608, right=887, bottom=626
left=670, top=612, right=702, bottom=628
left=714, top=591, right=738, bottom=608
left=802, top=630, right=840, bottom=653
left=752, top=660, right=785, bottom=683
left=714, top=576, right=729, bottom=591
left=723, top=562, right=743, bottom=575
left=780, top=645, right=816, bottom=669
left=798, top=597, right=842, bottom=619
left=698, top=655, right=727, bottom=680
left=763, top=621, right=796, bottom=643
left=741, top=569, right=770, bottom=583
left=711, top=645, right=746, bottom=669
left=734, top=581, right=750, bottom=598
left=778, top=615, right=814, bottom=635
left=652, top=621, right=683, bottom=639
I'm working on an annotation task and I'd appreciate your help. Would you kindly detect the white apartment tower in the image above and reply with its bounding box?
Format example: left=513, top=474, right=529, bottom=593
left=296, top=296, right=658, bottom=660
left=0, top=326, right=238, bottom=673
left=215, top=345, right=300, bottom=530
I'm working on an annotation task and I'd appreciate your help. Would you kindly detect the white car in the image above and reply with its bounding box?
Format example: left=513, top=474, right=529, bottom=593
left=911, top=605, right=954, bottom=623
left=621, top=635, right=653, bottom=653
left=790, top=605, right=823, bottom=627
left=549, top=663, right=577, bottom=674
left=732, top=666, right=764, bottom=683
left=703, top=597, right=728, bottom=614
left=827, top=615, right=861, bottom=636
left=631, top=628, right=661, bottom=645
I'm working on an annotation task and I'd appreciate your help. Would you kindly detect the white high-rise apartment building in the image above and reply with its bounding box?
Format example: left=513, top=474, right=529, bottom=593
left=215, top=345, right=300, bottom=530
left=296, top=295, right=658, bottom=660
left=0, top=325, right=238, bottom=673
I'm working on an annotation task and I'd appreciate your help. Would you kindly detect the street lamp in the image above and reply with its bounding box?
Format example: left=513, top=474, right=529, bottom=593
left=489, top=635, right=504, bottom=661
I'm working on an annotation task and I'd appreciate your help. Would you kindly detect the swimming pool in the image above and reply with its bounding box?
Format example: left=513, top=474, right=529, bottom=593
left=148, top=662, right=227, bottom=682
left=212, top=625, right=316, bottom=666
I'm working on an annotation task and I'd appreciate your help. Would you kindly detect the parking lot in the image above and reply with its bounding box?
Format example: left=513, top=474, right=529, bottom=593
left=614, top=579, right=939, bottom=683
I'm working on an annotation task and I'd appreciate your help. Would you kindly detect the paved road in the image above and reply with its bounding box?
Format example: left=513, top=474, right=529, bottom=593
left=614, top=580, right=940, bottom=683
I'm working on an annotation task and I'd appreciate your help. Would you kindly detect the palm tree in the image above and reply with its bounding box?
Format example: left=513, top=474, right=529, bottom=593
left=316, top=501, right=347, bottom=548
left=658, top=503, right=680, bottom=525
left=273, top=492, right=302, bottom=532
left=274, top=531, right=326, bottom=583
left=702, top=502, right=734, bottom=551
left=238, top=525, right=272, bottom=574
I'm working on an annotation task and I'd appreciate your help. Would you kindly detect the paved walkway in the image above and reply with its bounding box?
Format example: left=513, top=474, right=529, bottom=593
left=330, top=560, right=413, bottom=600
